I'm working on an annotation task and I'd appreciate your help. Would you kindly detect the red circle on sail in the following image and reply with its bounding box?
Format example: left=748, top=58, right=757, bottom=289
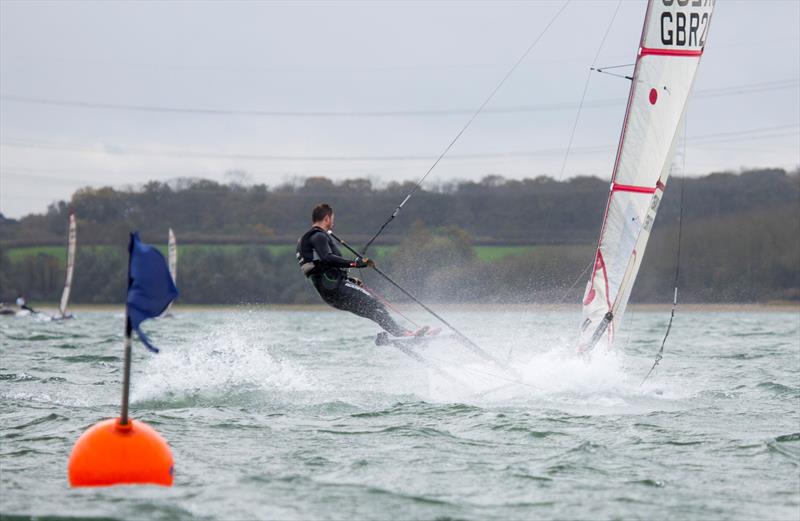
left=649, top=88, right=658, bottom=105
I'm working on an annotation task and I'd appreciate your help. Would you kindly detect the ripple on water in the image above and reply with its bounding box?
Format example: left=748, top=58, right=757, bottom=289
left=3, top=412, right=65, bottom=431
left=487, top=420, right=567, bottom=439
left=0, top=373, right=38, bottom=383
left=625, top=478, right=666, bottom=488
left=60, top=354, right=121, bottom=363
left=1, top=309, right=798, bottom=520
left=767, top=433, right=800, bottom=465
left=53, top=343, right=81, bottom=350
left=756, top=381, right=800, bottom=398
left=716, top=352, right=768, bottom=360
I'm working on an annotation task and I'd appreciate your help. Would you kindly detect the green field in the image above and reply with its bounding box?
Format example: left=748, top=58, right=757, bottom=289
left=5, top=244, right=537, bottom=264
left=6, top=246, right=68, bottom=263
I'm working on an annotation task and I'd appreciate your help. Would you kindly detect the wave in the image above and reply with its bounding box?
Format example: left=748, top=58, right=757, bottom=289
left=756, top=381, right=800, bottom=398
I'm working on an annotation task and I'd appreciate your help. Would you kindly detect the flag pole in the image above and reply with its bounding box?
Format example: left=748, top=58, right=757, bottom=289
left=120, top=314, right=133, bottom=425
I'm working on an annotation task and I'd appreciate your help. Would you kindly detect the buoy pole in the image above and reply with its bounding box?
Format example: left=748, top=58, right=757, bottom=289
left=120, top=314, right=132, bottom=425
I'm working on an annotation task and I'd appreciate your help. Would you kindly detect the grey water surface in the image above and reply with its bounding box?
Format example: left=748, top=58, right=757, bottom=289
left=1, top=308, right=798, bottom=520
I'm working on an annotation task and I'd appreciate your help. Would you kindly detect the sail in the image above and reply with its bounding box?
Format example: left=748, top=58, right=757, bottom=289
left=162, top=228, right=178, bottom=316
left=168, top=228, right=177, bottom=285
left=579, top=0, right=714, bottom=351
left=58, top=212, right=77, bottom=317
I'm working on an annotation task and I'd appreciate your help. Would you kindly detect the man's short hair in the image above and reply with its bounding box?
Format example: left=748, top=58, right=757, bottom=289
left=312, top=203, right=334, bottom=223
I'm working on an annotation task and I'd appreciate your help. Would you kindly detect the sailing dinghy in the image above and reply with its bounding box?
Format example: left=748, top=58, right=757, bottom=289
left=161, top=228, right=178, bottom=317
left=579, top=0, right=714, bottom=352
left=52, top=212, right=77, bottom=321
left=168, top=228, right=177, bottom=287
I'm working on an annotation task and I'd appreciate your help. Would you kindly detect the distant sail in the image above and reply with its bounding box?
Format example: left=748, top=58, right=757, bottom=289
left=579, top=0, right=714, bottom=351
left=58, top=212, right=77, bottom=317
left=161, top=228, right=178, bottom=316
left=168, top=228, right=177, bottom=286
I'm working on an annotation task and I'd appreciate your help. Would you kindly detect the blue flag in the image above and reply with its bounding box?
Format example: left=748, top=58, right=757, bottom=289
left=127, top=232, right=178, bottom=353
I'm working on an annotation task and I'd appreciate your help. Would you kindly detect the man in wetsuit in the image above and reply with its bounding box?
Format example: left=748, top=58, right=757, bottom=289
left=296, top=203, right=415, bottom=337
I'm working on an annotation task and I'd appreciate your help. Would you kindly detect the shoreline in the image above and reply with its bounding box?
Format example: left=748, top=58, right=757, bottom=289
left=18, top=302, right=800, bottom=314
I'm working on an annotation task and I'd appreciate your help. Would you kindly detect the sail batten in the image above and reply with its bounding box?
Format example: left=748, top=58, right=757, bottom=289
left=579, top=0, right=714, bottom=351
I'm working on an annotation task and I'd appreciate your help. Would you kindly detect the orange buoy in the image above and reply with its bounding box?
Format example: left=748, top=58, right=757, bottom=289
left=68, top=417, right=173, bottom=487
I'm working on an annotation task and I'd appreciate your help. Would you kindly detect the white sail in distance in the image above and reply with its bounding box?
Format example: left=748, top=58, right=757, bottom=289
left=162, top=228, right=177, bottom=316
left=168, top=228, right=177, bottom=286
left=58, top=212, right=77, bottom=318
left=579, top=0, right=714, bottom=351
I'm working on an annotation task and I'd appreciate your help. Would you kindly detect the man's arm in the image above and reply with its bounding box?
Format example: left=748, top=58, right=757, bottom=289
left=310, top=233, right=357, bottom=268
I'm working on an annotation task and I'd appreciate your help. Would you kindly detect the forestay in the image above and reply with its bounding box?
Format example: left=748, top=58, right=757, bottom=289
left=579, top=0, right=714, bottom=351
left=58, top=212, right=77, bottom=317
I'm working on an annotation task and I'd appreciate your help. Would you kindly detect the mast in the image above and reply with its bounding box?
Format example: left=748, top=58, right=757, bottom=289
left=579, top=0, right=714, bottom=352
left=58, top=212, right=77, bottom=317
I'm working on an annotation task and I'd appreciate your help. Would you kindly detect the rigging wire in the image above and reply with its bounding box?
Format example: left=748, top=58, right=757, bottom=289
left=359, top=0, right=572, bottom=254
left=641, top=116, right=689, bottom=385
left=558, top=0, right=624, bottom=179
left=361, top=281, right=421, bottom=329
left=590, top=67, right=633, bottom=81
left=534, top=0, right=622, bottom=307
left=553, top=260, right=594, bottom=306
left=328, top=230, right=516, bottom=376
left=591, top=62, right=635, bottom=70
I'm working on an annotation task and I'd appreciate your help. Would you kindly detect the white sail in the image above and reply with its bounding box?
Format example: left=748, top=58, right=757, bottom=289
left=168, top=228, right=177, bottom=285
left=579, top=0, right=714, bottom=351
left=58, top=213, right=77, bottom=317
left=161, top=228, right=178, bottom=316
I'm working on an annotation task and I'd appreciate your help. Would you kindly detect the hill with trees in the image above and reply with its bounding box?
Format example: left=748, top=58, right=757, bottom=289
left=1, top=167, right=797, bottom=304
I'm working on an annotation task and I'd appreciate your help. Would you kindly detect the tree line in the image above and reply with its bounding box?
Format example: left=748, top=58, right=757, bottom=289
left=0, top=168, right=797, bottom=304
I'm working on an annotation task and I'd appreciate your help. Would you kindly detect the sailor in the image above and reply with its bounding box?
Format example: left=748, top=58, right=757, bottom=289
left=296, top=203, right=420, bottom=337
left=16, top=294, right=34, bottom=313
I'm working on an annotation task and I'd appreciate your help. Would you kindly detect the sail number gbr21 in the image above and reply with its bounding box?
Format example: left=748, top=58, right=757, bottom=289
left=658, top=0, right=713, bottom=49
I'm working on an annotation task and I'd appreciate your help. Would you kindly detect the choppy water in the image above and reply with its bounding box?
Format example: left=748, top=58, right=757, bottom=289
left=1, top=307, right=799, bottom=520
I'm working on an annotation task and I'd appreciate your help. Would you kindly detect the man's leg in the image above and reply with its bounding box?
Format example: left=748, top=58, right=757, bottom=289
left=327, top=281, right=408, bottom=336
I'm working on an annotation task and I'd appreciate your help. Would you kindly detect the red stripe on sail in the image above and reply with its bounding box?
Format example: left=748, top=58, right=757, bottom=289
left=598, top=251, right=611, bottom=312
left=586, top=250, right=612, bottom=312
left=612, top=183, right=657, bottom=194
left=640, top=47, right=703, bottom=58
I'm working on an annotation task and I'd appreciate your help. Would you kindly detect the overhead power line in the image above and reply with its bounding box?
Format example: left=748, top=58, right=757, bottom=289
left=1, top=124, right=796, bottom=163
left=1, top=79, right=796, bottom=118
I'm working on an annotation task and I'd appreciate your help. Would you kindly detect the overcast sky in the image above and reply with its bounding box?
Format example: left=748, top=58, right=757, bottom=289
left=1, top=0, right=798, bottom=218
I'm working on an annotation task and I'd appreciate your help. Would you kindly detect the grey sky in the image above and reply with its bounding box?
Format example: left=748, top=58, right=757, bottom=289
left=1, top=0, right=798, bottom=218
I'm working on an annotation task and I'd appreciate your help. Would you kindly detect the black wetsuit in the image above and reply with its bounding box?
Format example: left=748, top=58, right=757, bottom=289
left=296, top=227, right=406, bottom=336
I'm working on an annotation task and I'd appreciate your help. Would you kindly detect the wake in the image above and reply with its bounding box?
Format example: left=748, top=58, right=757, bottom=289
left=407, top=337, right=692, bottom=412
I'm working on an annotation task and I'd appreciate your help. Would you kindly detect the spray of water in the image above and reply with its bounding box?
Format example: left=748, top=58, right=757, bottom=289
left=406, top=333, right=691, bottom=412
left=126, top=308, right=691, bottom=414
left=132, top=313, right=311, bottom=405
